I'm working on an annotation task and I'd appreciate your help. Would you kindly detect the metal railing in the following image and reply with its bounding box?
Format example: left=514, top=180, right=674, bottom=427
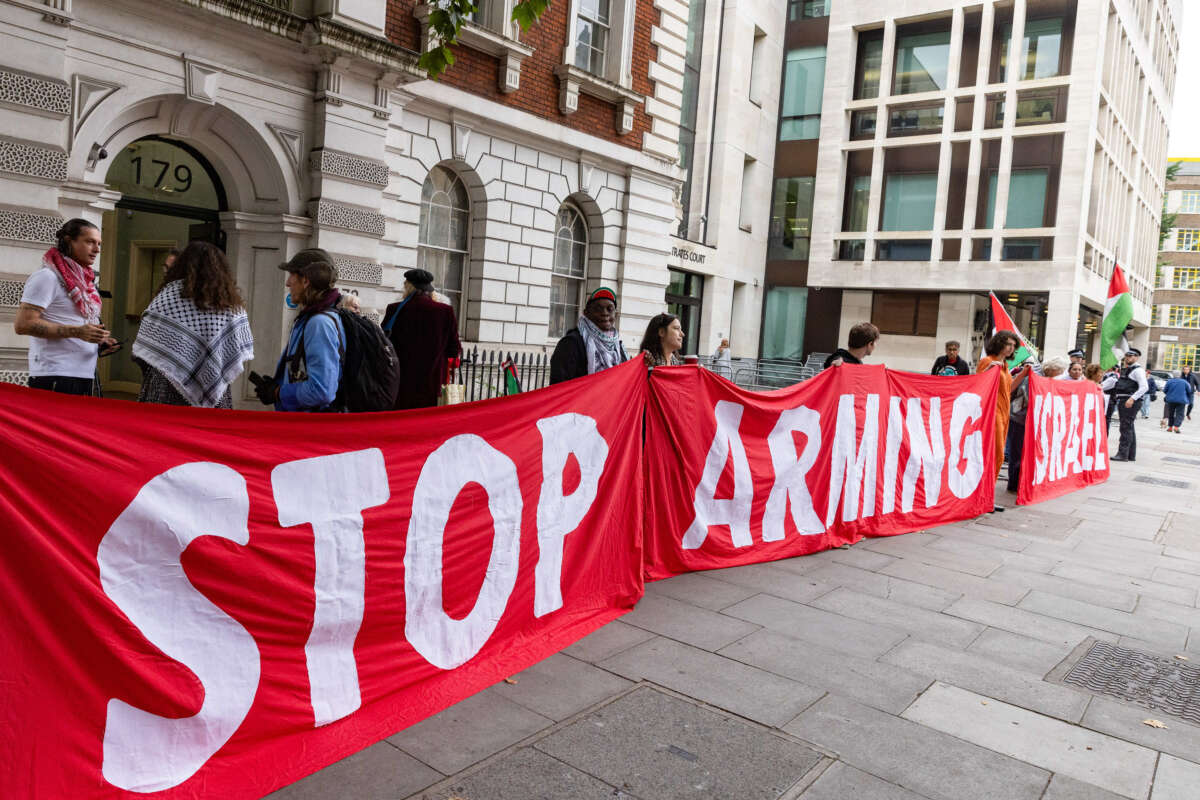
left=452, top=346, right=551, bottom=402
left=696, top=355, right=830, bottom=391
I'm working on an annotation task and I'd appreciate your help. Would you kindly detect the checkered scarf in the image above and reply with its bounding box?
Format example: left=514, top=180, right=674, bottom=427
left=42, top=247, right=101, bottom=324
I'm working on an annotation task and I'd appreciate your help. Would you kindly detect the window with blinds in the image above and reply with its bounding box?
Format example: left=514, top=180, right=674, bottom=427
left=871, top=291, right=939, bottom=336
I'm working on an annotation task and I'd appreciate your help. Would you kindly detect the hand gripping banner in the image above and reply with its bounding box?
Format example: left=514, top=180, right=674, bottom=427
left=1017, top=374, right=1110, bottom=505
left=643, top=364, right=1000, bottom=579
left=0, top=359, right=646, bottom=799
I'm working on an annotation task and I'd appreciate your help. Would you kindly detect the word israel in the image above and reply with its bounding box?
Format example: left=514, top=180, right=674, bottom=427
left=684, top=392, right=988, bottom=547
left=1017, top=375, right=1110, bottom=505
left=98, top=415, right=607, bottom=793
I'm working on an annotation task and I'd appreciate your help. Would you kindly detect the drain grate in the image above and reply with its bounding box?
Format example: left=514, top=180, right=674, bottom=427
left=1063, top=641, right=1200, bottom=725
left=1162, top=456, right=1200, bottom=466
left=1133, top=475, right=1191, bottom=489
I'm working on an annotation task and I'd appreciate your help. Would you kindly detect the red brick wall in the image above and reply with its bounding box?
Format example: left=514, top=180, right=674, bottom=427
left=386, top=0, right=657, bottom=148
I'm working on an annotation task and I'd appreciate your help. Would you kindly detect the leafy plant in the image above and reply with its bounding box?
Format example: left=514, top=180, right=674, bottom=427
left=418, top=0, right=551, bottom=78
left=1159, top=160, right=1182, bottom=251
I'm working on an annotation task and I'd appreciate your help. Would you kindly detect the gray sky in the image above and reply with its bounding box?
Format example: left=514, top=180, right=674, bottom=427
left=1168, top=7, right=1198, bottom=157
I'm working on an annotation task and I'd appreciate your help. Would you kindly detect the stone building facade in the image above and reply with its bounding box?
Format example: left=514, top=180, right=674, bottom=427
left=0, top=0, right=686, bottom=400
left=1150, top=157, right=1200, bottom=370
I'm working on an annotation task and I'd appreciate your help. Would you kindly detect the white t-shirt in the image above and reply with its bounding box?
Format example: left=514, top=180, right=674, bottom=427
left=20, top=267, right=98, bottom=378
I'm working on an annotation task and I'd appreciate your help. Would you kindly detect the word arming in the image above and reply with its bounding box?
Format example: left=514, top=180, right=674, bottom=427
left=683, top=392, right=988, bottom=548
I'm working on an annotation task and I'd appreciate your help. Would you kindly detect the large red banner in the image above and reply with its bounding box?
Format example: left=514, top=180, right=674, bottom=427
left=643, top=365, right=1000, bottom=579
left=0, top=359, right=646, bottom=799
left=1017, top=374, right=1109, bottom=505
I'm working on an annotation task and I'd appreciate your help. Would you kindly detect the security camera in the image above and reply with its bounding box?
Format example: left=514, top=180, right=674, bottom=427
left=97, top=146, right=108, bottom=161
left=86, top=142, right=109, bottom=171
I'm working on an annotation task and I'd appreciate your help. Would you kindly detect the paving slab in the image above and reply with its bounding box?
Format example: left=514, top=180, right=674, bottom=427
left=879, top=558, right=1029, bottom=604
left=1148, top=567, right=1200, bottom=597
left=1041, top=774, right=1130, bottom=800
left=965, top=628, right=1076, bottom=676
left=1133, top=596, right=1200, bottom=631
left=1150, top=754, right=1200, bottom=800
left=621, top=592, right=761, bottom=651
left=719, top=629, right=930, bottom=714
left=925, top=535, right=1029, bottom=562
left=934, top=524, right=1031, bottom=551
left=561, top=619, right=658, bottom=664
left=803, top=561, right=962, bottom=611
left=1073, top=532, right=1166, bottom=555
left=945, top=597, right=1115, bottom=648
left=902, top=682, right=1158, bottom=800
left=808, top=587, right=984, bottom=648
left=646, top=570, right=760, bottom=611
left=417, top=747, right=617, bottom=800
left=1080, top=696, right=1200, bottom=763
left=695, top=562, right=836, bottom=604
left=387, top=689, right=553, bottom=775
left=863, top=534, right=1004, bottom=576
left=269, top=742, right=441, bottom=800
left=597, top=636, right=825, bottom=727
left=880, top=640, right=1089, bottom=722
left=722, top=592, right=909, bottom=659
left=828, top=545, right=900, bottom=571
left=1030, top=545, right=1160, bottom=580
left=1074, top=520, right=1161, bottom=543
left=974, top=507, right=1080, bottom=539
left=1051, top=565, right=1198, bottom=606
left=536, top=686, right=824, bottom=800
left=491, top=653, right=632, bottom=721
left=991, top=566, right=1139, bottom=612
left=783, top=693, right=1050, bottom=800
left=797, top=762, right=929, bottom=800
left=1018, top=591, right=1189, bottom=650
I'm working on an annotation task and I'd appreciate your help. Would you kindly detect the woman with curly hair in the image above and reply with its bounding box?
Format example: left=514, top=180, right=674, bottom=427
left=132, top=241, right=254, bottom=408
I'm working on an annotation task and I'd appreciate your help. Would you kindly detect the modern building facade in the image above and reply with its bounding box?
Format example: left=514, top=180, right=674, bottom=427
left=770, top=0, right=1179, bottom=372
left=1150, top=157, right=1200, bottom=370
left=668, top=0, right=785, bottom=357
left=0, top=0, right=689, bottom=400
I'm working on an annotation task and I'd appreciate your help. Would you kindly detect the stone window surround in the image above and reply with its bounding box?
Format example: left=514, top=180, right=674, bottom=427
left=556, top=0, right=642, bottom=134
left=414, top=3, right=534, bottom=94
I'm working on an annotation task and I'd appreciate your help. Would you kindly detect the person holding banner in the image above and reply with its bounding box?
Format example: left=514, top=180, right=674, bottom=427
left=1006, top=357, right=1064, bottom=492
left=640, top=313, right=685, bottom=367
left=550, top=287, right=629, bottom=384
left=823, top=322, right=879, bottom=369
left=1101, top=348, right=1149, bottom=462
left=978, top=331, right=1030, bottom=508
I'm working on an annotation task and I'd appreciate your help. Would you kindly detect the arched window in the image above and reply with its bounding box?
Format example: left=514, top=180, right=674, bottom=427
left=418, top=165, right=470, bottom=319
left=550, top=203, right=588, bottom=337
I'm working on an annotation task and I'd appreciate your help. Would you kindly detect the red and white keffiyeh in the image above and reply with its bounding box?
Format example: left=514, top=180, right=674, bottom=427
left=42, top=247, right=101, bottom=324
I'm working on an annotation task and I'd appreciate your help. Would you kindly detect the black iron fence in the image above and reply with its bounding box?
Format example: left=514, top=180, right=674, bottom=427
left=453, top=346, right=552, bottom=402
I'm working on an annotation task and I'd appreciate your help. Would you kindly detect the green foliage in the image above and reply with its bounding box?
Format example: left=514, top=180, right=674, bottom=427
left=418, top=0, right=549, bottom=79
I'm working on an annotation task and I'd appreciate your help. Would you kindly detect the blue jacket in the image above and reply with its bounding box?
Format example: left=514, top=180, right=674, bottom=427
left=1165, top=377, right=1193, bottom=405
left=274, top=311, right=345, bottom=411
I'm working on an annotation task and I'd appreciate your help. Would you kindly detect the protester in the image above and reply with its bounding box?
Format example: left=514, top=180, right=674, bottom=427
left=977, top=331, right=1030, bottom=511
left=383, top=268, right=461, bottom=410
left=713, top=337, right=732, bottom=367
left=163, top=247, right=179, bottom=275
left=1101, top=348, right=1149, bottom=462
left=250, top=249, right=345, bottom=412
left=549, top=287, right=628, bottom=384
left=1164, top=370, right=1191, bottom=433
left=14, top=218, right=119, bottom=396
left=1085, top=363, right=1105, bottom=384
left=337, top=293, right=361, bottom=314
left=641, top=313, right=686, bottom=367
left=1064, top=361, right=1084, bottom=381
left=132, top=242, right=253, bottom=408
left=1006, top=357, right=1063, bottom=493
left=1183, top=364, right=1200, bottom=420
left=931, top=340, right=970, bottom=376
left=823, top=322, right=880, bottom=368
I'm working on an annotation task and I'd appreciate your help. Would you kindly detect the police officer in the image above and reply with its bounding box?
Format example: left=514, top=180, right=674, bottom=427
left=1101, top=348, right=1149, bottom=462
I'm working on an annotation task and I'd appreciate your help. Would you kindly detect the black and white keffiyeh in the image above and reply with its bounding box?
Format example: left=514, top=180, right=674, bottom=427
left=577, top=314, right=627, bottom=375
left=132, top=280, right=255, bottom=408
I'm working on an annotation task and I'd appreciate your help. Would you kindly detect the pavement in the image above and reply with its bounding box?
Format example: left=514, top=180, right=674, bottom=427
left=271, top=401, right=1200, bottom=800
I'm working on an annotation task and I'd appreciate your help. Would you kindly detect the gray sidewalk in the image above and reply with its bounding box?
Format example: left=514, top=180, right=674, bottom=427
left=273, top=406, right=1200, bottom=800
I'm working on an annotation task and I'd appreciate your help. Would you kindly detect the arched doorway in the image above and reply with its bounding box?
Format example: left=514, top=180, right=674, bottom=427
left=97, top=136, right=226, bottom=397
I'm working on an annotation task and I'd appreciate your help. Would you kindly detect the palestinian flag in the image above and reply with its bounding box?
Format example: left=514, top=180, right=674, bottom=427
left=988, top=292, right=1038, bottom=369
left=501, top=358, right=522, bottom=395
left=1100, top=264, right=1134, bottom=369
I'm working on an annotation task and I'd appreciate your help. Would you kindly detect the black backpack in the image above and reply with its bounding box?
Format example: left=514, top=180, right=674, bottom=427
left=319, top=309, right=400, bottom=412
